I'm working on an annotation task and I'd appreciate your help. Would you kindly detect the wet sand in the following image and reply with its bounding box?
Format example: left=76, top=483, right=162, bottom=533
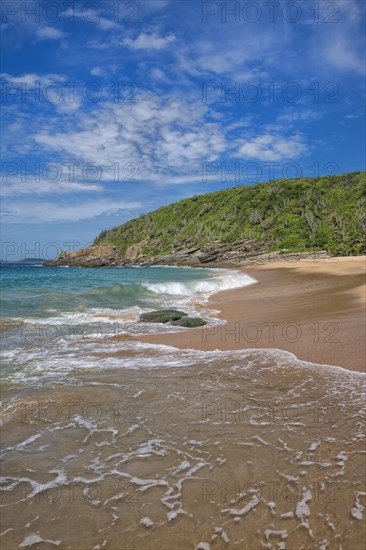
left=2, top=346, right=366, bottom=550
left=137, top=256, right=366, bottom=372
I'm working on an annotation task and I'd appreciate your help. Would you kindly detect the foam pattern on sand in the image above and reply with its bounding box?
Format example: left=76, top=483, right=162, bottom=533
left=1, top=347, right=365, bottom=549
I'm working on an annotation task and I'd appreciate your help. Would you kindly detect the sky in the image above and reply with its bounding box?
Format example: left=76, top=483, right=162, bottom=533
left=1, top=0, right=365, bottom=260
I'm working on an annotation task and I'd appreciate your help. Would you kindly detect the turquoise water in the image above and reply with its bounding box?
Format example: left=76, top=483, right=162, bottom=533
left=0, top=263, right=256, bottom=383
left=0, top=264, right=214, bottom=319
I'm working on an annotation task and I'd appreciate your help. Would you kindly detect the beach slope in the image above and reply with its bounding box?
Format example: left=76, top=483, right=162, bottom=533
left=137, top=256, right=366, bottom=372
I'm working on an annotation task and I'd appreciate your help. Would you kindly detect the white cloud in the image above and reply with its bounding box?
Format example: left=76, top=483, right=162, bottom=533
left=150, top=68, right=168, bottom=81
left=1, top=72, right=81, bottom=113
left=90, top=67, right=106, bottom=77
left=173, top=25, right=277, bottom=80
left=2, top=200, right=141, bottom=223
left=90, top=65, right=118, bottom=78
left=35, top=27, right=66, bottom=41
left=96, top=17, right=120, bottom=31
left=123, top=32, right=176, bottom=51
left=276, top=110, right=322, bottom=124
left=32, top=93, right=228, bottom=182
left=61, top=6, right=119, bottom=30
left=87, top=40, right=111, bottom=50
left=309, top=0, right=365, bottom=76
left=138, top=0, right=171, bottom=13
left=1, top=174, right=103, bottom=197
left=171, top=0, right=365, bottom=83
left=13, top=91, right=310, bottom=189
left=1, top=72, right=65, bottom=86
left=237, top=133, right=308, bottom=161
left=320, top=35, right=365, bottom=75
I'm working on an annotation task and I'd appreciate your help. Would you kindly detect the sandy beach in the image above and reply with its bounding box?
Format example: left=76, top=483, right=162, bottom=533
left=137, top=256, right=366, bottom=373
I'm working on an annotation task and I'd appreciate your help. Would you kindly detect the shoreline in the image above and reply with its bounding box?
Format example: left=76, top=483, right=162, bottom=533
left=132, top=256, right=366, bottom=373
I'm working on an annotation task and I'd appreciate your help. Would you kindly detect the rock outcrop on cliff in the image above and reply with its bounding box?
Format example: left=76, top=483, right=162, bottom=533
left=44, top=245, right=120, bottom=267
left=44, top=240, right=330, bottom=267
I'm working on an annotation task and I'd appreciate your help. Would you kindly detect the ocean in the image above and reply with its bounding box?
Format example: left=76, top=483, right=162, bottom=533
left=1, top=264, right=365, bottom=549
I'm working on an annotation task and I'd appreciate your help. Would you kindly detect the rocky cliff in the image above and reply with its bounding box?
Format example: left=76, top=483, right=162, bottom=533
left=44, top=240, right=330, bottom=267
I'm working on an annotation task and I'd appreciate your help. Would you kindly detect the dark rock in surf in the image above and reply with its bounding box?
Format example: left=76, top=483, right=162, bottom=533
left=139, top=309, right=188, bottom=323
left=172, top=316, right=207, bottom=327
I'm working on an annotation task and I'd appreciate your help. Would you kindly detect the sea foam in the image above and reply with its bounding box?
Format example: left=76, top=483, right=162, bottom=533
left=143, top=269, right=257, bottom=299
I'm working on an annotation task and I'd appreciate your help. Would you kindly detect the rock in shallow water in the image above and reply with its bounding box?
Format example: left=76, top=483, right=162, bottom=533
left=139, top=309, right=188, bottom=323
left=172, top=317, right=207, bottom=327
left=139, top=310, right=207, bottom=327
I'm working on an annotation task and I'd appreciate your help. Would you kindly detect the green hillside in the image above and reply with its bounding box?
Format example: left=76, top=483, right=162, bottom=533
left=95, top=172, right=366, bottom=258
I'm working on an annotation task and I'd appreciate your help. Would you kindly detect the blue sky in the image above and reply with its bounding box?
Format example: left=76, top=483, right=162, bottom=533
left=1, top=0, right=365, bottom=260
